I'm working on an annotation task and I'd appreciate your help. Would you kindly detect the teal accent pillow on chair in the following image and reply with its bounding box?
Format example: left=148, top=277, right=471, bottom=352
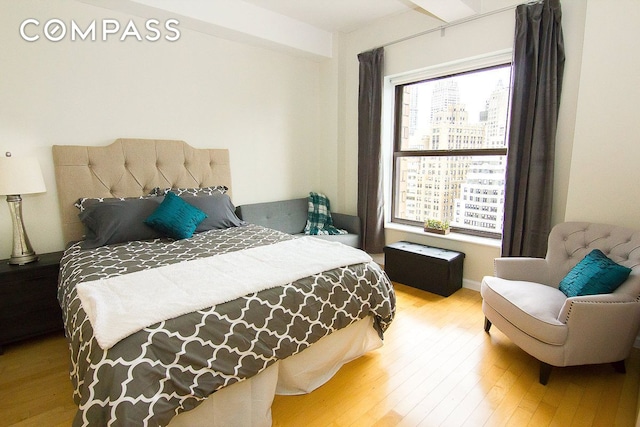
left=145, top=192, right=207, bottom=239
left=559, top=249, right=632, bottom=297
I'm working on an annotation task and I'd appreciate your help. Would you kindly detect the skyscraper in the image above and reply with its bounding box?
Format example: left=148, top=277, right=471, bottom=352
left=451, top=81, right=509, bottom=233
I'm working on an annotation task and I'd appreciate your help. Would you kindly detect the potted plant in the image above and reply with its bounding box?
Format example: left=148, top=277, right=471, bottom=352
left=424, top=219, right=450, bottom=235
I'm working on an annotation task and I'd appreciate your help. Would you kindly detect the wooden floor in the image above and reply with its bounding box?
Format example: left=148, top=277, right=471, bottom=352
left=1, top=283, right=639, bottom=426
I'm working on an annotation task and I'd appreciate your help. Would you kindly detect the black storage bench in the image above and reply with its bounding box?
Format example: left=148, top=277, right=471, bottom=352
left=383, top=241, right=465, bottom=297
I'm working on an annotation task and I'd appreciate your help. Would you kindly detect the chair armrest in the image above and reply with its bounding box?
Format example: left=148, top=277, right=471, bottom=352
left=494, top=257, right=551, bottom=284
left=558, top=293, right=640, bottom=323
left=556, top=295, right=640, bottom=363
left=332, top=213, right=361, bottom=235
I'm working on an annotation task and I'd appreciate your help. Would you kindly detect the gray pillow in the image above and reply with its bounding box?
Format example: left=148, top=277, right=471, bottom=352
left=179, top=194, right=245, bottom=232
left=79, top=198, right=164, bottom=249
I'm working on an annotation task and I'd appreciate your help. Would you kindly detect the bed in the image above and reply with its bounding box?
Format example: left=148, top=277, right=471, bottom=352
left=52, top=138, right=395, bottom=427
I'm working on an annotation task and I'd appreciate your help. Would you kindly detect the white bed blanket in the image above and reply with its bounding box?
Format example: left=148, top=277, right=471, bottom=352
left=77, top=237, right=372, bottom=349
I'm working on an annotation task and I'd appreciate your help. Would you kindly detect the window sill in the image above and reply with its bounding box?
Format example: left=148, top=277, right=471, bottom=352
left=385, top=222, right=502, bottom=249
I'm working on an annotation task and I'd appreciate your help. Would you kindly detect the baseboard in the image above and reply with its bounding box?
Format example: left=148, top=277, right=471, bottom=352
left=463, top=278, right=481, bottom=292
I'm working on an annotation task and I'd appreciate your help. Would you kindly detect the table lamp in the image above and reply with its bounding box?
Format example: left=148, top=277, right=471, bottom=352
left=0, top=152, right=46, bottom=265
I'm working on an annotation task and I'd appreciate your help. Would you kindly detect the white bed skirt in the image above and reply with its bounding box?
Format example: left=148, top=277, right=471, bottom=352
left=168, top=316, right=382, bottom=426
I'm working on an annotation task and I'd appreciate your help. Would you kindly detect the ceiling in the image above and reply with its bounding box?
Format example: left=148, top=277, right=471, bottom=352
left=240, top=0, right=495, bottom=32
left=77, top=0, right=501, bottom=59
left=240, top=0, right=421, bottom=33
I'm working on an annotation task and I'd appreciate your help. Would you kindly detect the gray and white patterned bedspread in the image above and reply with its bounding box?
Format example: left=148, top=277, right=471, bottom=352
left=58, top=224, right=395, bottom=427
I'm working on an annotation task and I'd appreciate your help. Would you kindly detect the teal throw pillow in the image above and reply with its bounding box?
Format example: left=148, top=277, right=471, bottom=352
left=559, top=249, right=632, bottom=297
left=144, top=192, right=207, bottom=239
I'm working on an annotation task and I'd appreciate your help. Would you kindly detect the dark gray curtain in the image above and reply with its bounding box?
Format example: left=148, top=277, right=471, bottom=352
left=357, top=47, right=385, bottom=253
left=502, top=0, right=565, bottom=257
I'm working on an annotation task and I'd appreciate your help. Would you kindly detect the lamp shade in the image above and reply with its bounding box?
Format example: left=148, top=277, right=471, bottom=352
left=0, top=156, right=47, bottom=195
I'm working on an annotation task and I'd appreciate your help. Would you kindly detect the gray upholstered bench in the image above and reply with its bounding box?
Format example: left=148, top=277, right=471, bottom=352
left=235, top=198, right=361, bottom=248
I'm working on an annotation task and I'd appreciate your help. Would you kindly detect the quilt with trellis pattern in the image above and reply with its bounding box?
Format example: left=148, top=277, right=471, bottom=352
left=58, top=224, right=395, bottom=426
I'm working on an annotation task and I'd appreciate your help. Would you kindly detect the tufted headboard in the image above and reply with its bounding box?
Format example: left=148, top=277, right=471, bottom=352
left=52, top=138, right=231, bottom=244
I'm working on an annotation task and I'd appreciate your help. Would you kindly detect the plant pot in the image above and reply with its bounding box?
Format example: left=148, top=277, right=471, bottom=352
left=424, top=227, right=450, bottom=235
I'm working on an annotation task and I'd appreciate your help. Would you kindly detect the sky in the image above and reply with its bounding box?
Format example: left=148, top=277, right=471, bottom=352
left=413, top=65, right=512, bottom=132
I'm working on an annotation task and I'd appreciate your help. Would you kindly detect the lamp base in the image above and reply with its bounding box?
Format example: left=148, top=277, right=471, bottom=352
left=6, top=195, right=39, bottom=265
left=9, top=252, right=39, bottom=265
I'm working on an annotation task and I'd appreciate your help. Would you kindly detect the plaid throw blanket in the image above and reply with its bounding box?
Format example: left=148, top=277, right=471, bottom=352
left=304, top=192, right=348, bottom=235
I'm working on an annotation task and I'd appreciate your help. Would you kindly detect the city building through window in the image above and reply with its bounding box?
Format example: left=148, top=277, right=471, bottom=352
left=391, top=63, right=512, bottom=238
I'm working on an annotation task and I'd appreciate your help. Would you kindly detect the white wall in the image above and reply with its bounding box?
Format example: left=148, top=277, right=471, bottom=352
left=0, top=0, right=328, bottom=255
left=337, top=0, right=590, bottom=284
left=565, top=0, right=640, bottom=230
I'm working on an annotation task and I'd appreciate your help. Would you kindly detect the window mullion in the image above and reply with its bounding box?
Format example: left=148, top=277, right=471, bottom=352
left=394, top=148, right=507, bottom=158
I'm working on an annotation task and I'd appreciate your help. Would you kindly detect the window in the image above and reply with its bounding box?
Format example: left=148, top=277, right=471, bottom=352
left=391, top=63, right=512, bottom=239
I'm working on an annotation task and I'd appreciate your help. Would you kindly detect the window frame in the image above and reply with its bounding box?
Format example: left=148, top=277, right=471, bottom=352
left=384, top=50, right=513, bottom=240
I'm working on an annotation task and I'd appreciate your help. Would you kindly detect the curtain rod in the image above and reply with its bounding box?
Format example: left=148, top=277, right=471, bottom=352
left=376, top=2, right=526, bottom=50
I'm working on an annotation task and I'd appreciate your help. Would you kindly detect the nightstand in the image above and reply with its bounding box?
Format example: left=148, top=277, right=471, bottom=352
left=0, top=251, right=64, bottom=353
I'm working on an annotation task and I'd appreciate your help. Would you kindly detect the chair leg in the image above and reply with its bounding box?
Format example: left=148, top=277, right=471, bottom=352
left=612, top=360, right=626, bottom=374
left=539, top=362, right=552, bottom=385
left=484, top=317, right=492, bottom=333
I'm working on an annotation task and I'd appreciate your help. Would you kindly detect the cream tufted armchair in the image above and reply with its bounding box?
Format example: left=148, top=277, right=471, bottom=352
left=481, top=222, right=640, bottom=384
